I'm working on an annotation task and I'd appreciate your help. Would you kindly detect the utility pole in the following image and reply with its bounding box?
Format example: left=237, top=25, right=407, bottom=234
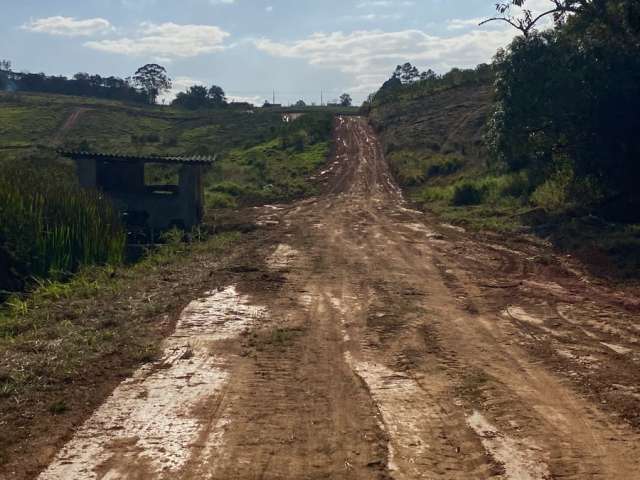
left=273, top=89, right=275, bottom=105
left=321, top=89, right=323, bottom=107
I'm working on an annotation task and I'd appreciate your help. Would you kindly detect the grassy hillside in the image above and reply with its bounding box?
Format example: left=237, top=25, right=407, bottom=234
left=369, top=83, right=493, bottom=188
left=0, top=91, right=333, bottom=206
left=370, top=82, right=640, bottom=279
left=0, top=91, right=280, bottom=154
left=0, top=91, right=333, bottom=293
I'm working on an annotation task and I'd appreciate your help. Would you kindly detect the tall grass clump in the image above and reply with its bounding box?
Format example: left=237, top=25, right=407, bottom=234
left=0, top=158, right=125, bottom=286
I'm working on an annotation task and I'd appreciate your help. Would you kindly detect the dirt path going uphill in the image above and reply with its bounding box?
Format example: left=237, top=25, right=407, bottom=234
left=38, top=117, right=640, bottom=479
left=53, top=107, right=89, bottom=143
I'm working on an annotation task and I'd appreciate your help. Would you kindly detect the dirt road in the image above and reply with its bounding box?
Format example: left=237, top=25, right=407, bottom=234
left=53, top=107, right=89, bottom=143
left=38, top=117, right=640, bottom=479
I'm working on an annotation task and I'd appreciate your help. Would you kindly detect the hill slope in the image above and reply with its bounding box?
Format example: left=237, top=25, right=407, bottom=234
left=369, top=82, right=640, bottom=279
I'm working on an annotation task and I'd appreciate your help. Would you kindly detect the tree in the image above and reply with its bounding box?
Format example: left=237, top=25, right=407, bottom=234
left=380, top=76, right=402, bottom=91
left=295, top=99, right=307, bottom=107
left=208, top=85, right=226, bottom=106
left=393, top=63, right=421, bottom=84
left=420, top=69, right=437, bottom=82
left=339, top=93, right=353, bottom=107
left=133, top=64, right=171, bottom=104
left=488, top=0, right=640, bottom=212
left=0, top=60, right=11, bottom=71
left=173, top=85, right=209, bottom=109
left=172, top=84, right=227, bottom=109
left=481, top=0, right=587, bottom=37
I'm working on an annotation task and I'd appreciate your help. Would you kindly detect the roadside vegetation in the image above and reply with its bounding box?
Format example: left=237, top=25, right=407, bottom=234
left=0, top=82, right=334, bottom=297
left=206, top=112, right=333, bottom=207
left=369, top=0, right=640, bottom=278
left=0, top=230, right=241, bottom=469
left=0, top=155, right=125, bottom=296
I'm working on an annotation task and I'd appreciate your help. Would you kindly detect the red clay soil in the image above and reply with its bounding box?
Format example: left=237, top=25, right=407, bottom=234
left=11, top=117, right=640, bottom=479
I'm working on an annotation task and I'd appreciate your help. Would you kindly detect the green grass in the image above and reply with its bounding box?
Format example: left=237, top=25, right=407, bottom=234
left=0, top=91, right=285, bottom=156
left=1, top=92, right=334, bottom=293
left=204, top=112, right=333, bottom=206
left=206, top=139, right=329, bottom=206
left=0, top=229, right=242, bottom=468
left=370, top=82, right=640, bottom=279
left=0, top=231, right=239, bottom=341
left=0, top=156, right=125, bottom=291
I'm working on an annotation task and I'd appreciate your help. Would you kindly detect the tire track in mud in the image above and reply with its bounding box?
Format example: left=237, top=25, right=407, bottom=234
left=38, top=116, right=640, bottom=479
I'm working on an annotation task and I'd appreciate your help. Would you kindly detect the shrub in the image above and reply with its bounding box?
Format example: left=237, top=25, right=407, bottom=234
left=500, top=171, right=531, bottom=198
left=0, top=157, right=125, bottom=285
left=452, top=183, right=483, bottom=206
left=427, top=156, right=463, bottom=177
left=530, top=167, right=573, bottom=212
left=206, top=191, right=237, bottom=209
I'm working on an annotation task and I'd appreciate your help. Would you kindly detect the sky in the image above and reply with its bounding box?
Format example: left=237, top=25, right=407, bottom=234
left=0, top=0, right=551, bottom=105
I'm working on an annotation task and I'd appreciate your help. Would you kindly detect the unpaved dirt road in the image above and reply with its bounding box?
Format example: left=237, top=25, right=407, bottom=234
left=38, top=117, right=640, bottom=479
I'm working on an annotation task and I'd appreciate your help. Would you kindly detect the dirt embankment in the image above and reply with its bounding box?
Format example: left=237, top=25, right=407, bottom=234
left=12, top=117, right=640, bottom=479
left=369, top=83, right=493, bottom=166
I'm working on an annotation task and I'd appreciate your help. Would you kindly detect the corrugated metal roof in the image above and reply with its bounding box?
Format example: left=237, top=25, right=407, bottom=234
left=58, top=150, right=216, bottom=165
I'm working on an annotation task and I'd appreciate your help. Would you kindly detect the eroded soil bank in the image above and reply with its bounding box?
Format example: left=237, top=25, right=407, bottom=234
left=21, top=117, right=640, bottom=479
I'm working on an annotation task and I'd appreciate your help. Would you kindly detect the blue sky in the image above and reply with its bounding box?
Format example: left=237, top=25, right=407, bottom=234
left=0, top=0, right=548, bottom=104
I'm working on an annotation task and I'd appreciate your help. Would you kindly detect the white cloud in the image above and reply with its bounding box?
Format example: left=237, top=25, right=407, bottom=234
left=158, top=77, right=261, bottom=106
left=446, top=18, right=487, bottom=31
left=85, top=22, right=230, bottom=59
left=227, top=94, right=262, bottom=106
left=255, top=27, right=516, bottom=95
left=22, top=16, right=112, bottom=37
left=341, top=13, right=404, bottom=22
left=158, top=75, right=204, bottom=103
left=356, top=1, right=415, bottom=7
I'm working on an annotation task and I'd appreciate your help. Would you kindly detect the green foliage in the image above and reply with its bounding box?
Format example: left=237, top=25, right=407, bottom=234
left=172, top=84, right=227, bottom=110
left=388, top=151, right=463, bottom=186
left=203, top=112, right=332, bottom=207
left=530, top=166, right=573, bottom=212
left=0, top=156, right=125, bottom=289
left=489, top=2, right=640, bottom=216
left=374, top=63, right=494, bottom=106
left=132, top=64, right=171, bottom=104
left=206, top=191, right=238, bottom=209
left=452, top=183, right=483, bottom=206
left=427, top=155, right=463, bottom=177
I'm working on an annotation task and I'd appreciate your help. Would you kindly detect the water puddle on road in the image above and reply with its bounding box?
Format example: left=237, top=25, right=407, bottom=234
left=467, top=411, right=550, bottom=480
left=39, top=286, right=265, bottom=480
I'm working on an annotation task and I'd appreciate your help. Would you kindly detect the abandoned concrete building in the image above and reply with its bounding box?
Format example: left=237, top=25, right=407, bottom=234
left=61, top=151, right=215, bottom=232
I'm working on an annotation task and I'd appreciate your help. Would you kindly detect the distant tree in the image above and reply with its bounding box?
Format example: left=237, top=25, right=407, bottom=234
left=295, top=99, right=307, bottom=107
left=133, top=64, right=171, bottom=104
left=339, top=93, right=353, bottom=107
left=0, top=60, right=11, bottom=71
left=208, top=85, right=226, bottom=106
left=173, top=85, right=208, bottom=109
left=172, top=84, right=227, bottom=109
left=380, top=76, right=402, bottom=91
left=420, top=69, right=437, bottom=82
left=393, top=63, right=421, bottom=84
